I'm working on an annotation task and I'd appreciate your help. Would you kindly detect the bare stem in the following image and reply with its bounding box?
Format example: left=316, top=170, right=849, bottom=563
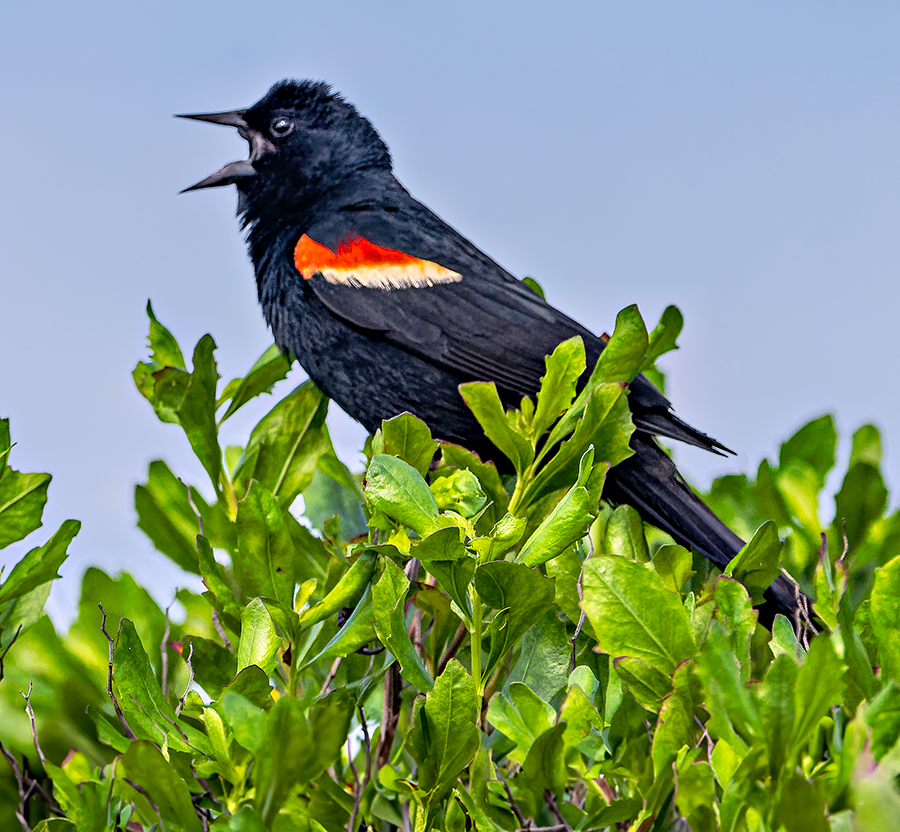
left=21, top=682, right=45, bottom=769
left=176, top=642, right=195, bottom=716
left=99, top=604, right=135, bottom=739
left=211, top=609, right=233, bottom=651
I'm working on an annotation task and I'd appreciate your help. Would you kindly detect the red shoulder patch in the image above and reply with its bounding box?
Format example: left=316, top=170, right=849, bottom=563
left=294, top=234, right=462, bottom=289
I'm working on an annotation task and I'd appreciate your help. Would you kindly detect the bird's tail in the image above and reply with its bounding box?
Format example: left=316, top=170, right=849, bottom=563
left=603, top=434, right=813, bottom=632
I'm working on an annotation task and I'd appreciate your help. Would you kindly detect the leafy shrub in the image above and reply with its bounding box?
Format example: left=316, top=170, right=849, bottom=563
left=1, top=303, right=899, bottom=831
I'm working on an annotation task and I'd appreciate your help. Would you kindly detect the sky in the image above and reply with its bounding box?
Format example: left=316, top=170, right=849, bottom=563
left=2, top=2, right=899, bottom=620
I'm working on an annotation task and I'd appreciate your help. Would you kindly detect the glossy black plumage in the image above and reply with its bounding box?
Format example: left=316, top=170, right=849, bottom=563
left=181, top=80, right=811, bottom=629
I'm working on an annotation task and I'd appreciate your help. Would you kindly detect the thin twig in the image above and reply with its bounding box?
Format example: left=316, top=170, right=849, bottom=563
left=497, top=770, right=527, bottom=828
left=400, top=800, right=411, bottom=832
left=0, top=741, right=27, bottom=825
left=176, top=642, right=195, bottom=716
left=0, top=624, right=22, bottom=682
left=161, top=603, right=173, bottom=698
left=320, top=657, right=343, bottom=696
left=1, top=740, right=60, bottom=827
left=125, top=778, right=160, bottom=811
left=99, top=604, right=135, bottom=739
left=21, top=682, right=45, bottom=768
left=545, top=791, right=572, bottom=832
left=348, top=730, right=362, bottom=832
left=437, top=622, right=467, bottom=676
left=518, top=826, right=570, bottom=832
left=694, top=714, right=713, bottom=759
left=359, top=705, right=373, bottom=789
left=377, top=663, right=401, bottom=767
left=187, top=485, right=205, bottom=537
left=570, top=566, right=587, bottom=673
left=211, top=609, right=233, bottom=651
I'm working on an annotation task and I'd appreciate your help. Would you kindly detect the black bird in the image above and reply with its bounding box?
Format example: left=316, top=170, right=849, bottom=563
left=180, top=80, right=811, bottom=630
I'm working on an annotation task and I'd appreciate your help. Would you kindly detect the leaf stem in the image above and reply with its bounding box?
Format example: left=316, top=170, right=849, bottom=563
left=470, top=588, right=484, bottom=700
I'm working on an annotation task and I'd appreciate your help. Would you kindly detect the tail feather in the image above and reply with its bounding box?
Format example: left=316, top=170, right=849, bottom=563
left=604, top=434, right=814, bottom=632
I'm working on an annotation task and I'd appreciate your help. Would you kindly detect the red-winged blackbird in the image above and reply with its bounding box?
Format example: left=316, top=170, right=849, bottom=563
left=180, top=80, right=811, bottom=629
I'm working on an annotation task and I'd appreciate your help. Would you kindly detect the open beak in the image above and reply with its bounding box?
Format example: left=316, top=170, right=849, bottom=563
left=177, top=109, right=271, bottom=192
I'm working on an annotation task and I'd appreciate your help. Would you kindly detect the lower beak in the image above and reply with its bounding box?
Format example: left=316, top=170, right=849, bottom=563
left=178, top=109, right=259, bottom=192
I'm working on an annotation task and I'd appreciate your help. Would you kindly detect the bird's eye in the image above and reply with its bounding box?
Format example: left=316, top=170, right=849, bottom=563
left=270, top=117, right=294, bottom=137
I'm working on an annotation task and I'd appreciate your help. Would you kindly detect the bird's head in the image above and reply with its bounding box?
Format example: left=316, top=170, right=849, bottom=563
left=179, top=80, right=391, bottom=221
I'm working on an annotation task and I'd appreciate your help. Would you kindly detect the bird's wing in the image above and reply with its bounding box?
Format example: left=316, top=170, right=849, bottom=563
left=297, top=194, right=729, bottom=453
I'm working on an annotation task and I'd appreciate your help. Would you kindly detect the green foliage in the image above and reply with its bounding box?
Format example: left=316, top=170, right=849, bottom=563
left=2, top=303, right=900, bottom=831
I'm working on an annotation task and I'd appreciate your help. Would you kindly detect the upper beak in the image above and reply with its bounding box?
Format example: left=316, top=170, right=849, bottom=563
left=177, top=109, right=261, bottom=192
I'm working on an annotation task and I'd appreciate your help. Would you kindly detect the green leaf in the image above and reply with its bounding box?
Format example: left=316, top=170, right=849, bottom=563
left=408, top=660, right=479, bottom=809
left=651, top=544, right=694, bottom=594
left=135, top=460, right=234, bottom=574
left=773, top=772, right=829, bottom=832
left=474, top=561, right=556, bottom=669
left=237, top=598, right=282, bottom=674
left=645, top=305, right=683, bottom=366
left=423, top=557, right=475, bottom=620
left=234, top=380, right=330, bottom=506
left=183, top=635, right=237, bottom=696
left=0, top=518, right=79, bottom=602
left=778, top=414, right=837, bottom=487
left=302, top=458, right=367, bottom=540
left=522, top=276, right=545, bottom=299
left=838, top=592, right=878, bottom=712
left=531, top=337, right=586, bottom=439
left=582, top=555, right=696, bottom=673
left=849, top=423, right=882, bottom=468
left=219, top=342, right=292, bottom=422
left=304, top=585, right=377, bottom=665
left=458, top=381, right=534, bottom=474
left=770, top=613, right=803, bottom=662
left=145, top=300, right=186, bottom=369
left=373, top=559, right=434, bottom=692
left=758, top=654, right=799, bottom=778
left=589, top=304, right=649, bottom=384
left=177, top=335, right=223, bottom=489
left=651, top=661, right=697, bottom=776
left=112, top=619, right=211, bottom=755
left=415, top=526, right=468, bottom=562
left=508, top=610, right=571, bottom=703
left=790, top=634, right=843, bottom=756
left=871, top=555, right=900, bottom=684
left=253, top=698, right=317, bottom=824
left=713, top=578, right=755, bottom=678
left=725, top=520, right=783, bottom=601
left=515, top=723, right=567, bottom=817
left=121, top=740, right=202, bottom=831
left=697, top=620, right=761, bottom=744
left=834, top=461, right=887, bottom=550
left=308, top=690, right=355, bottom=776
left=439, top=444, right=510, bottom=518
left=218, top=691, right=267, bottom=753
left=487, top=683, right=556, bottom=759
left=531, top=383, right=632, bottom=502
left=0, top=469, right=50, bottom=550
left=235, top=481, right=297, bottom=607
left=518, top=449, right=602, bottom=566
left=374, top=412, right=439, bottom=476
left=43, top=760, right=111, bottom=832
left=430, top=469, right=487, bottom=518
left=298, top=549, right=376, bottom=629
left=366, top=454, right=439, bottom=536
left=614, top=656, right=673, bottom=712
left=601, top=504, right=649, bottom=562
left=710, top=739, right=742, bottom=789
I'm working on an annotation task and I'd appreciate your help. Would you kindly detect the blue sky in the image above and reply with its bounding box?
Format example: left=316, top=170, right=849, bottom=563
left=2, top=2, right=898, bottom=617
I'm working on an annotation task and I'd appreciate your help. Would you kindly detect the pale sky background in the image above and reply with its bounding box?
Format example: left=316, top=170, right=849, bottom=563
left=2, top=2, right=898, bottom=619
